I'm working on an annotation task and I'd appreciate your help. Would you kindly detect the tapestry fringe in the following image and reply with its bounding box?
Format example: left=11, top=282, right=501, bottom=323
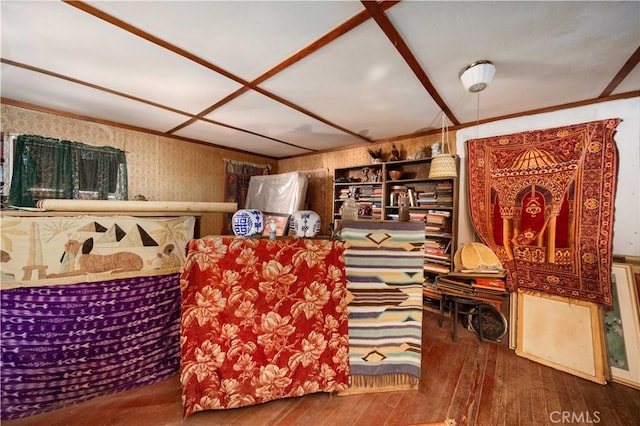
left=350, top=373, right=419, bottom=388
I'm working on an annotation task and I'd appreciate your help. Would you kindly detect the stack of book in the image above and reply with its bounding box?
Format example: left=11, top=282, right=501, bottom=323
left=410, top=212, right=427, bottom=221
left=417, top=183, right=437, bottom=207
left=373, top=187, right=383, bottom=200
left=472, top=277, right=507, bottom=295
left=425, top=210, right=449, bottom=233
left=338, top=187, right=350, bottom=199
left=362, top=187, right=382, bottom=219
left=435, top=181, right=453, bottom=207
left=435, top=271, right=507, bottom=296
left=435, top=275, right=474, bottom=295
left=371, top=203, right=383, bottom=220
left=423, top=253, right=452, bottom=274
left=424, top=239, right=451, bottom=257
left=359, top=186, right=375, bottom=201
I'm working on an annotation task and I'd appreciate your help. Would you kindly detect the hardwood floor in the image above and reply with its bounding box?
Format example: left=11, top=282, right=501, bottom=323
left=4, top=311, right=640, bottom=426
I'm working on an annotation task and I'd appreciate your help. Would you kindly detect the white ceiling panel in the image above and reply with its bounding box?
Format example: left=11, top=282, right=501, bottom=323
left=85, top=0, right=365, bottom=81
left=260, top=20, right=443, bottom=140
left=388, top=1, right=640, bottom=123
left=173, top=120, right=311, bottom=159
left=1, top=66, right=189, bottom=131
left=205, top=90, right=362, bottom=151
left=1, top=1, right=242, bottom=114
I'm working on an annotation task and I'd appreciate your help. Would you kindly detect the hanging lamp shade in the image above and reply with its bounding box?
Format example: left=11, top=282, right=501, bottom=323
left=459, top=60, right=496, bottom=93
left=429, top=154, right=457, bottom=178
left=429, top=112, right=458, bottom=178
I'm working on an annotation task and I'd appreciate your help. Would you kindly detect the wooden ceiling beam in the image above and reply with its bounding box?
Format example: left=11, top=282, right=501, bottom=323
left=361, top=0, right=460, bottom=126
left=600, top=45, right=640, bottom=97
left=65, top=0, right=371, bottom=143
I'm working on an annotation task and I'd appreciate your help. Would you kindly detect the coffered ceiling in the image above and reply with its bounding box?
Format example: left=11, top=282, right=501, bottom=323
left=2, top=1, right=639, bottom=159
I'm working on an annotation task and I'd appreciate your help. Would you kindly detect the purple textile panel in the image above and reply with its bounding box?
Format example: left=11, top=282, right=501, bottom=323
left=1, top=273, right=181, bottom=420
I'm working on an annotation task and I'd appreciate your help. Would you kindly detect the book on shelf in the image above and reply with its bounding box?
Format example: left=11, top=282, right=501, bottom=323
left=425, top=225, right=446, bottom=233
left=435, top=182, right=453, bottom=207
left=437, top=276, right=474, bottom=287
left=407, top=188, right=417, bottom=207
left=435, top=281, right=474, bottom=295
left=472, top=278, right=506, bottom=291
left=424, top=248, right=450, bottom=258
left=417, top=186, right=437, bottom=207
left=371, top=205, right=382, bottom=219
left=426, top=214, right=447, bottom=225
left=424, top=239, right=451, bottom=255
left=424, top=263, right=451, bottom=274
left=431, top=270, right=508, bottom=297
left=473, top=287, right=509, bottom=297
left=425, top=259, right=449, bottom=268
left=425, top=255, right=450, bottom=264
left=457, top=269, right=506, bottom=276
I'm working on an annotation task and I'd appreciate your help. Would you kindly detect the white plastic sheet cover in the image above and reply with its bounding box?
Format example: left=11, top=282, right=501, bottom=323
left=245, top=172, right=307, bottom=214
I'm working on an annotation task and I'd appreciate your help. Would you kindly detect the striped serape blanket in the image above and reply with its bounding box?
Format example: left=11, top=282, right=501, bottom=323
left=337, top=220, right=425, bottom=394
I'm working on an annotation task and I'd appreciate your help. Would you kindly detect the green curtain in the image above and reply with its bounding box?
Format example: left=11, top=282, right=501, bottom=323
left=8, top=134, right=127, bottom=207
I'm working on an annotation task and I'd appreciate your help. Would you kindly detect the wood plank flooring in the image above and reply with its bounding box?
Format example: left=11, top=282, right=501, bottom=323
left=4, top=311, right=640, bottom=426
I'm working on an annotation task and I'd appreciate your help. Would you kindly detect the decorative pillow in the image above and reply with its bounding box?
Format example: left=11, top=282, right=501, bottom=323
left=232, top=209, right=264, bottom=237
left=291, top=210, right=321, bottom=238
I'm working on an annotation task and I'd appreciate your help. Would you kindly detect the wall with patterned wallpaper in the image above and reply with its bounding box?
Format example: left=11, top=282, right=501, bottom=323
left=0, top=105, right=277, bottom=236
left=278, top=133, right=450, bottom=234
left=1, top=104, right=452, bottom=237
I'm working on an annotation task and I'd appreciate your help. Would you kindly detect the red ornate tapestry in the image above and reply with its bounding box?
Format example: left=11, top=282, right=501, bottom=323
left=179, top=237, right=350, bottom=417
left=467, top=119, right=620, bottom=307
left=223, top=160, right=271, bottom=234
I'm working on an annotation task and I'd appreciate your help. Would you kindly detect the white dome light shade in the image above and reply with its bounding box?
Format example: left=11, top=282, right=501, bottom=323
left=459, top=60, right=496, bottom=92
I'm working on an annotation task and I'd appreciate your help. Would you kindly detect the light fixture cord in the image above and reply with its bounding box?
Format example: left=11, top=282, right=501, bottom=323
left=441, top=111, right=450, bottom=154
left=476, top=91, right=481, bottom=139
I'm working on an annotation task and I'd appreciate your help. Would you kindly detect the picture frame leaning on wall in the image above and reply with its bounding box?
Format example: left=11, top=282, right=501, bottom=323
left=516, top=290, right=608, bottom=384
left=261, top=212, right=292, bottom=237
left=605, top=263, right=640, bottom=389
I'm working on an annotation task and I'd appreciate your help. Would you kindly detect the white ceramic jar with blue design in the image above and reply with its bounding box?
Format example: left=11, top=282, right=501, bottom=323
left=232, top=209, right=264, bottom=237
left=291, top=210, right=321, bottom=238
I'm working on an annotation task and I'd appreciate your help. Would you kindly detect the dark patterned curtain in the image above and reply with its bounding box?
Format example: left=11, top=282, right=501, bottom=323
left=8, top=134, right=127, bottom=207
left=223, top=159, right=271, bottom=234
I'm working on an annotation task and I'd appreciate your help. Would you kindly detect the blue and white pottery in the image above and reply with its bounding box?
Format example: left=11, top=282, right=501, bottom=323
left=291, top=210, right=321, bottom=238
left=232, top=209, right=264, bottom=237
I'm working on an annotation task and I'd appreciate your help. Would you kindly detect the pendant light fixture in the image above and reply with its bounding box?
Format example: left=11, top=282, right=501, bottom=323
left=429, top=60, right=496, bottom=179
left=459, top=60, right=496, bottom=93
left=428, top=111, right=458, bottom=178
left=459, top=59, right=496, bottom=139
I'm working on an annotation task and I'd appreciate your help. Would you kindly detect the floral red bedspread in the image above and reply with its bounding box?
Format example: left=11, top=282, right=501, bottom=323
left=179, top=237, right=350, bottom=417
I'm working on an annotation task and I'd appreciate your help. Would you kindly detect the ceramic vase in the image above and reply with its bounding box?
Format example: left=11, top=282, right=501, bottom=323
left=291, top=210, right=321, bottom=238
left=232, top=209, right=264, bottom=237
